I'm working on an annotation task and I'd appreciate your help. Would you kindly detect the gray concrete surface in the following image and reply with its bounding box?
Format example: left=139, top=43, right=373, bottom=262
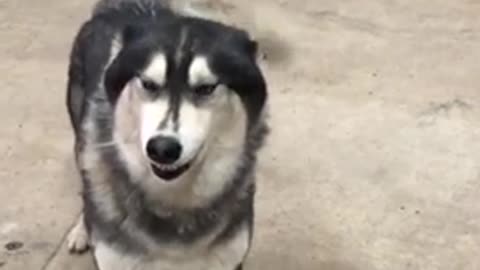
left=1, top=0, right=480, bottom=269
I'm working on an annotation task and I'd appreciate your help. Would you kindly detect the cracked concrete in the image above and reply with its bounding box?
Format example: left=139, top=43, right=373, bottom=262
left=1, top=0, right=480, bottom=269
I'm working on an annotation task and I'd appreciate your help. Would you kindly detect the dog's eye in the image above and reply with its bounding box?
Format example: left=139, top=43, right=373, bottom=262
left=193, top=84, right=217, bottom=96
left=141, top=79, right=160, bottom=92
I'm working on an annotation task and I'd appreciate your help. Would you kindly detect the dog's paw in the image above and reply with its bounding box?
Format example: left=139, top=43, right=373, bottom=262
left=67, top=216, right=89, bottom=254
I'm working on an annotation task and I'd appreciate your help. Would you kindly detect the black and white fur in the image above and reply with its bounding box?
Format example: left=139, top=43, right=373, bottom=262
left=65, top=0, right=268, bottom=269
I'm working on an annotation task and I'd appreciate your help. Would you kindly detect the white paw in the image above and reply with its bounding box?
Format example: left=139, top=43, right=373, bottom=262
left=67, top=216, right=89, bottom=254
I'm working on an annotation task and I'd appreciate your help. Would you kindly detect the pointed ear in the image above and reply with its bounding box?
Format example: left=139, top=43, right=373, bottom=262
left=210, top=35, right=267, bottom=125
left=104, top=24, right=152, bottom=104
left=104, top=50, right=134, bottom=104
left=104, top=43, right=151, bottom=104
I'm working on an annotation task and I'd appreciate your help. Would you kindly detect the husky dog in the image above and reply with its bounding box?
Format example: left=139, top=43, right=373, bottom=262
left=65, top=0, right=268, bottom=269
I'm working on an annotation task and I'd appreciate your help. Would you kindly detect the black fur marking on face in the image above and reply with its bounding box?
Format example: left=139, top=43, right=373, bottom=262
left=167, top=26, right=193, bottom=128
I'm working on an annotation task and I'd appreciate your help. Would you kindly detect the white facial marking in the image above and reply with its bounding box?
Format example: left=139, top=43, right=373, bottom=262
left=176, top=101, right=212, bottom=165
left=192, top=91, right=247, bottom=202
left=188, top=56, right=217, bottom=86
left=143, top=53, right=168, bottom=85
left=140, top=100, right=171, bottom=155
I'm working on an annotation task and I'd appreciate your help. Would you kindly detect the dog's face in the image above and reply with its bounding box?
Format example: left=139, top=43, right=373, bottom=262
left=105, top=18, right=266, bottom=185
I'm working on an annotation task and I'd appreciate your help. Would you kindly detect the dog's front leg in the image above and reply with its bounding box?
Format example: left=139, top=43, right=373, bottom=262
left=67, top=213, right=90, bottom=253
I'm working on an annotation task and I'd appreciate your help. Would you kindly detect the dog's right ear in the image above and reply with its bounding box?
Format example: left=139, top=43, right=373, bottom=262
left=104, top=24, right=150, bottom=104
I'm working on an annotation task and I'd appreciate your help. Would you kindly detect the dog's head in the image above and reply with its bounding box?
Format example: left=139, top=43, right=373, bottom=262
left=104, top=17, right=267, bottom=188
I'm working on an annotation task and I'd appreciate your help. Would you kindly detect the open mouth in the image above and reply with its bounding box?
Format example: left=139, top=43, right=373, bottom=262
left=148, top=145, right=204, bottom=181
left=150, top=162, right=191, bottom=181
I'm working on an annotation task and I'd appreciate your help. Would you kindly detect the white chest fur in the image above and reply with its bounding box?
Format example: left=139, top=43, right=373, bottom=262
left=93, top=225, right=249, bottom=270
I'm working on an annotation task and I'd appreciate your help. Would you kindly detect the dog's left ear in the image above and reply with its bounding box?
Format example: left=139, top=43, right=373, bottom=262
left=210, top=32, right=266, bottom=125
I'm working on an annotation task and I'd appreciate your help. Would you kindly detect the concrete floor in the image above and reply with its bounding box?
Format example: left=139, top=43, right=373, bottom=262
left=1, top=0, right=480, bottom=269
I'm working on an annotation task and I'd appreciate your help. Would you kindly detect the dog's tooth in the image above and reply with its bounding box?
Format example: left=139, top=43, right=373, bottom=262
left=151, top=161, right=186, bottom=173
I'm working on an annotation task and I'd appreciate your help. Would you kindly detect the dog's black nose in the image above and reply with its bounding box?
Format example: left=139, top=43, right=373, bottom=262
left=146, top=136, right=182, bottom=164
